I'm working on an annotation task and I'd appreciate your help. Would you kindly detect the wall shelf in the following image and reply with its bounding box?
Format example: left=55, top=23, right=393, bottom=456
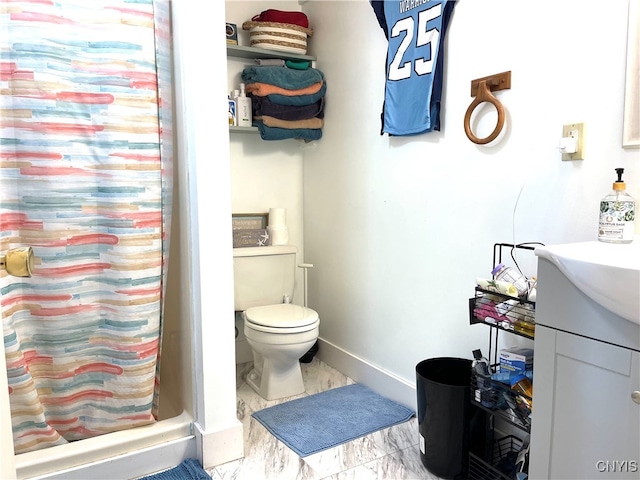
left=229, top=125, right=258, bottom=134
left=227, top=45, right=317, bottom=139
left=227, top=44, right=316, bottom=62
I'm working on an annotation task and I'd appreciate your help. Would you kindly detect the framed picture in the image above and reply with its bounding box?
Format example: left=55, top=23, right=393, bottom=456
left=232, top=213, right=269, bottom=231
left=226, top=22, right=238, bottom=45
left=232, top=213, right=270, bottom=247
left=622, top=0, right=639, bottom=148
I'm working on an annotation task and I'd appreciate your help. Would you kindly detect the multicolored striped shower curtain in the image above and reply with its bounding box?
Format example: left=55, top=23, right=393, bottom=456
left=0, top=0, right=173, bottom=454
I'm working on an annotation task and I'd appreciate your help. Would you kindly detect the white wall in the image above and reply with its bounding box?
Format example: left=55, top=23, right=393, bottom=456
left=301, top=0, right=640, bottom=386
left=224, top=0, right=639, bottom=398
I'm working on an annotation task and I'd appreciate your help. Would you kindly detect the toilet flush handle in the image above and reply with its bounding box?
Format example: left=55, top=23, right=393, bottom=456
left=298, top=263, right=314, bottom=308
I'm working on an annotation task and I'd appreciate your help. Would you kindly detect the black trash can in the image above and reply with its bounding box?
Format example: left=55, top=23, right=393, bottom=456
left=416, top=357, right=484, bottom=480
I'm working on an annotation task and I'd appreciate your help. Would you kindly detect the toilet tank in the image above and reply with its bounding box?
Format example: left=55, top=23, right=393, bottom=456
left=233, top=245, right=297, bottom=311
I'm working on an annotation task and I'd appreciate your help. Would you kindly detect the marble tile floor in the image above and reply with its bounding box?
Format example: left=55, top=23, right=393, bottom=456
left=206, top=358, right=443, bottom=480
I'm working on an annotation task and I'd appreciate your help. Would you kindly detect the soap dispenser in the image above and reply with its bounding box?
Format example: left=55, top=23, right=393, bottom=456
left=598, top=167, right=636, bottom=244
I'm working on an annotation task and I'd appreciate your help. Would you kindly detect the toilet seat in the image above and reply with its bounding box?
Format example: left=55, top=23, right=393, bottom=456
left=244, top=303, right=319, bottom=333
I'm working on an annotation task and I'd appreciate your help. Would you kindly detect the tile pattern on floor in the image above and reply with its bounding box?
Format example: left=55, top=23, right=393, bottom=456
left=207, top=358, right=442, bottom=480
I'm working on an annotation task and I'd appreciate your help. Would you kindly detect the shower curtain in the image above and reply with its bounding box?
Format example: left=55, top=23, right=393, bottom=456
left=0, top=0, right=173, bottom=454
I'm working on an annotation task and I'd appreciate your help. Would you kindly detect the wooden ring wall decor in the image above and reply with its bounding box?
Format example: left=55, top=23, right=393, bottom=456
left=464, top=71, right=511, bottom=145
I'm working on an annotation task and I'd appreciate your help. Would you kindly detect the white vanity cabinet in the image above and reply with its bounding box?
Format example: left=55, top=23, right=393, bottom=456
left=532, top=325, right=639, bottom=479
left=530, top=244, right=640, bottom=480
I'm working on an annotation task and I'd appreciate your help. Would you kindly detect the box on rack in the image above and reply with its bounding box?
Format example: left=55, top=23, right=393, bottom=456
left=499, top=347, right=533, bottom=374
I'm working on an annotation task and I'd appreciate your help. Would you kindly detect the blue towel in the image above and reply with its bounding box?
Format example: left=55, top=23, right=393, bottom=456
left=254, top=121, right=322, bottom=142
left=242, top=66, right=323, bottom=89
left=252, top=384, right=415, bottom=457
left=138, top=458, right=211, bottom=480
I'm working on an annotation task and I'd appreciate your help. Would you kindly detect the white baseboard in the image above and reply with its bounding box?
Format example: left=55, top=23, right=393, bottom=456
left=316, top=338, right=417, bottom=411
left=194, top=420, right=244, bottom=470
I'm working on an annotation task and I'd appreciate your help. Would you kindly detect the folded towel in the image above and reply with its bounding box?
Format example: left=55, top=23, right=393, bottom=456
left=254, top=121, right=322, bottom=142
left=252, top=96, right=324, bottom=120
left=473, top=304, right=509, bottom=325
left=246, top=81, right=323, bottom=97
left=257, top=115, right=324, bottom=129
left=254, top=59, right=286, bottom=67
left=266, top=82, right=327, bottom=107
left=250, top=9, right=310, bottom=28
left=286, top=60, right=310, bottom=70
left=241, top=65, right=323, bottom=89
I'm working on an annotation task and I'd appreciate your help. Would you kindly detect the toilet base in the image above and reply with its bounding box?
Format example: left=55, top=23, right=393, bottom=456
left=244, top=319, right=319, bottom=401
left=246, top=359, right=306, bottom=401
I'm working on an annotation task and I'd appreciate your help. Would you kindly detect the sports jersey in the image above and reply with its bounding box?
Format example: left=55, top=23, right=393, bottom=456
left=370, top=0, right=456, bottom=136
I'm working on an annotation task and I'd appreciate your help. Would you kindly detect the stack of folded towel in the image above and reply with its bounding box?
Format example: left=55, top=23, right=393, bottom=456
left=241, top=64, right=326, bottom=141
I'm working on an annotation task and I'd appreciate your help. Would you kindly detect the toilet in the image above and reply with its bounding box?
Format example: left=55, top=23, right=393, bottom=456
left=233, top=245, right=319, bottom=400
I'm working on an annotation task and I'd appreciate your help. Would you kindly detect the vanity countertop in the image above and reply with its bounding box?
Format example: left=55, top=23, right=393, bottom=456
left=535, top=238, right=640, bottom=325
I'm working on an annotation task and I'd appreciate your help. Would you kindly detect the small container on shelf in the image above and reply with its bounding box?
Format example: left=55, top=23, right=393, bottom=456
left=491, top=263, right=529, bottom=297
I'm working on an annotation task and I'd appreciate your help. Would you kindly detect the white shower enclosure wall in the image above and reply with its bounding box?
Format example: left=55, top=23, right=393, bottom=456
left=0, top=2, right=241, bottom=479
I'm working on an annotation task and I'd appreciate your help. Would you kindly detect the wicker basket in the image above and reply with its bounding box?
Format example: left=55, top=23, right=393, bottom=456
left=242, top=20, right=313, bottom=55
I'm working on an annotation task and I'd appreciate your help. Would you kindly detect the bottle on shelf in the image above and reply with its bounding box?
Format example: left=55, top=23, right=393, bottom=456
left=491, top=263, right=529, bottom=298
left=231, top=89, right=240, bottom=125
left=228, top=94, right=236, bottom=126
left=472, top=349, right=494, bottom=407
left=236, top=83, right=252, bottom=127
left=510, top=373, right=533, bottom=413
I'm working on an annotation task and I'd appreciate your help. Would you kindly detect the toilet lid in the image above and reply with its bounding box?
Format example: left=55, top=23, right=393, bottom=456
left=245, top=303, right=318, bottom=328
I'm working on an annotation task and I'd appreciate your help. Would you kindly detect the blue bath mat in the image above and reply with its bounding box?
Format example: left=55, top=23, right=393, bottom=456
left=252, top=383, right=415, bottom=457
left=138, top=458, right=211, bottom=480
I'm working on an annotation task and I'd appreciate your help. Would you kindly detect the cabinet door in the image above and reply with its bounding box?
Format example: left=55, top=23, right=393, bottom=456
left=545, top=331, right=640, bottom=479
